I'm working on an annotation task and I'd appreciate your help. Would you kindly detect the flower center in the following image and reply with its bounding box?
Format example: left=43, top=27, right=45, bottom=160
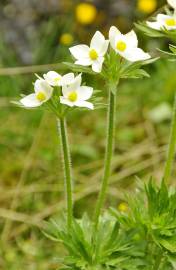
left=165, top=18, right=176, bottom=26
left=116, top=41, right=127, bottom=52
left=54, top=77, right=61, bottom=83
left=36, top=92, right=46, bottom=102
left=89, top=49, right=98, bottom=60
left=68, top=91, right=78, bottom=102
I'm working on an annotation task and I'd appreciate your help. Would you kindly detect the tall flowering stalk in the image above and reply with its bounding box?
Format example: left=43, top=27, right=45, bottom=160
left=93, top=90, right=116, bottom=229
left=69, top=27, right=151, bottom=229
left=18, top=72, right=94, bottom=231
left=59, top=117, right=73, bottom=229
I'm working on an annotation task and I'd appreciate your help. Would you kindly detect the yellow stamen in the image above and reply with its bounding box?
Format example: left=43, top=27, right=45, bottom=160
left=54, top=77, right=61, bottom=83
left=165, top=18, right=176, bottom=27
left=89, top=49, right=98, bottom=60
left=116, top=41, right=127, bottom=52
left=36, top=92, right=46, bottom=102
left=68, top=91, right=77, bottom=102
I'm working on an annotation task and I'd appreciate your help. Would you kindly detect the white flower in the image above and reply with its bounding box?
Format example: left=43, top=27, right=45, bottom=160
left=60, top=74, right=94, bottom=109
left=168, top=0, right=176, bottom=9
left=20, top=79, right=53, bottom=108
left=147, top=13, right=176, bottom=31
left=109, top=26, right=151, bottom=62
left=43, top=71, right=75, bottom=86
left=69, top=31, right=109, bottom=73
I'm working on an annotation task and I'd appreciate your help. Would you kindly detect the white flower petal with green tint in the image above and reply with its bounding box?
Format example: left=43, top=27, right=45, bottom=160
left=60, top=73, right=75, bottom=86
left=20, top=94, right=41, bottom=108
left=20, top=78, right=53, bottom=108
left=43, top=71, right=62, bottom=86
left=147, top=13, right=176, bottom=31
left=125, top=30, right=138, bottom=47
left=44, top=71, right=75, bottom=86
left=34, top=79, right=53, bottom=100
left=60, top=96, right=75, bottom=107
left=90, top=31, right=109, bottom=55
left=146, top=21, right=162, bottom=30
left=69, top=31, right=109, bottom=73
left=168, top=0, right=176, bottom=9
left=109, top=25, right=151, bottom=62
left=125, top=48, right=151, bottom=62
left=109, top=26, right=121, bottom=49
left=75, top=100, right=94, bottom=109
left=77, top=86, right=93, bottom=100
left=60, top=73, right=94, bottom=109
left=92, top=57, right=104, bottom=73
left=75, top=58, right=92, bottom=66
left=69, top=45, right=89, bottom=59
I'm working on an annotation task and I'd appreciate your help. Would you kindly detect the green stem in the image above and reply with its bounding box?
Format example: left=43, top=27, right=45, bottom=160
left=59, top=117, right=73, bottom=230
left=94, top=90, right=116, bottom=230
left=163, top=93, right=176, bottom=184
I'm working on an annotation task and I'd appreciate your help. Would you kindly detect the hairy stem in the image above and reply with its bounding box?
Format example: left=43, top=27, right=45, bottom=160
left=163, top=93, right=176, bottom=184
left=94, top=90, right=116, bottom=229
left=58, top=117, right=73, bottom=230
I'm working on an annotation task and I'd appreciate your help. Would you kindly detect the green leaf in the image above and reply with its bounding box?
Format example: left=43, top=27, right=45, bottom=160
left=63, top=62, right=96, bottom=75
left=135, top=22, right=165, bottom=38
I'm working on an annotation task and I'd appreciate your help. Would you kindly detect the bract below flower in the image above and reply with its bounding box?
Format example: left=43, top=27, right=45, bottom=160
left=109, top=26, right=151, bottom=62
left=69, top=31, right=109, bottom=73
left=43, top=71, right=75, bottom=87
left=60, top=74, right=94, bottom=110
left=20, top=79, right=53, bottom=108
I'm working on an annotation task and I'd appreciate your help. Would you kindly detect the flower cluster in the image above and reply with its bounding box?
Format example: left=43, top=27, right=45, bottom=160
left=70, top=26, right=150, bottom=73
left=20, top=72, right=94, bottom=110
left=19, top=26, right=151, bottom=112
left=147, top=0, right=176, bottom=31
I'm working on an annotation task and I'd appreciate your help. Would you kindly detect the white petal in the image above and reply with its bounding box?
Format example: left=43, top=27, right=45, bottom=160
left=74, top=100, right=94, bottom=110
left=109, top=26, right=121, bottom=50
left=69, top=45, right=89, bottom=60
left=124, top=48, right=151, bottom=62
left=62, top=74, right=82, bottom=97
left=59, top=73, right=75, bottom=86
left=157, top=14, right=176, bottom=30
left=168, top=0, right=176, bottom=8
left=20, top=94, right=41, bottom=108
left=70, top=73, right=82, bottom=89
left=60, top=96, right=74, bottom=107
left=92, top=57, right=104, bottom=73
left=125, top=30, right=138, bottom=48
left=75, top=58, right=92, bottom=66
left=34, top=79, right=53, bottom=99
left=157, top=14, right=170, bottom=22
left=90, top=31, right=106, bottom=53
left=62, top=86, right=72, bottom=97
left=147, top=21, right=162, bottom=30
left=77, top=86, right=93, bottom=100
left=43, top=71, right=61, bottom=86
left=99, top=40, right=109, bottom=56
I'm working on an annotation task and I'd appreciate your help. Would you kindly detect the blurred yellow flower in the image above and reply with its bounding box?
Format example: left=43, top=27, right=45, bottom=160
left=76, top=3, right=97, bottom=25
left=60, top=33, right=74, bottom=46
left=137, top=0, right=157, bottom=14
left=118, top=202, right=128, bottom=212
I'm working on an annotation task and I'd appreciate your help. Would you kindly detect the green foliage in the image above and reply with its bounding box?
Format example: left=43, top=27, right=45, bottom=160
left=110, top=180, right=176, bottom=269
left=44, top=213, right=145, bottom=270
